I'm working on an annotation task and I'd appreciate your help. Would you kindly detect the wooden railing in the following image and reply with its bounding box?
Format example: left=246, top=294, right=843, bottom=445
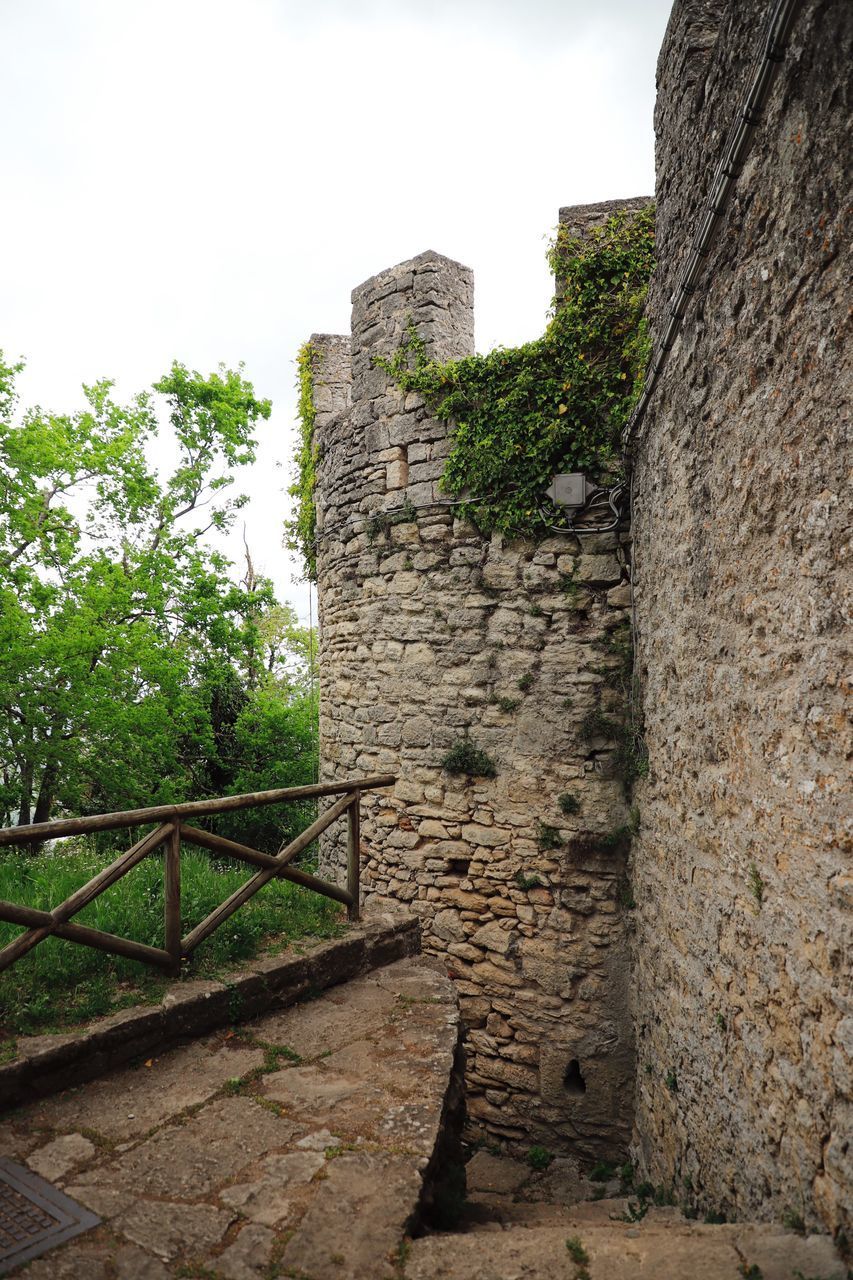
left=0, top=775, right=395, bottom=977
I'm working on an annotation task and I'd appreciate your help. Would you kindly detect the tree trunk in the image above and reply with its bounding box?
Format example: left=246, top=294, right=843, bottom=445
left=14, top=760, right=56, bottom=854
left=17, top=759, right=33, bottom=828
left=33, top=764, right=56, bottom=825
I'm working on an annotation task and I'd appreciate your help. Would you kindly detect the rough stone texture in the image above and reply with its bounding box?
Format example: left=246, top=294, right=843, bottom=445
left=466, top=1151, right=530, bottom=1195
left=25, top=1131, right=96, bottom=1182
left=0, top=957, right=460, bottom=1279
left=27, top=1041, right=265, bottom=1140
left=312, top=239, right=641, bottom=1158
left=215, top=1223, right=277, bottom=1280
left=630, top=0, right=852, bottom=1238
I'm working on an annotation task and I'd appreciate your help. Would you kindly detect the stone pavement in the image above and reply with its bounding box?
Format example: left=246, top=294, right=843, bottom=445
left=404, top=1152, right=846, bottom=1280
left=0, top=956, right=458, bottom=1279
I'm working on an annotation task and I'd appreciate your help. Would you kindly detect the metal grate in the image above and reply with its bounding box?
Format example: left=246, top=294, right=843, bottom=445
left=0, top=1159, right=100, bottom=1276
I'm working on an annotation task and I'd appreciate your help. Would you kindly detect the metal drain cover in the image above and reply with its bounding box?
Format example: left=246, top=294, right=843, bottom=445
left=0, top=1158, right=100, bottom=1275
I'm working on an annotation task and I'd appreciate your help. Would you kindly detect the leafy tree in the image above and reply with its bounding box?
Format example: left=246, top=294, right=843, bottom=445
left=182, top=571, right=320, bottom=854
left=0, top=353, right=276, bottom=839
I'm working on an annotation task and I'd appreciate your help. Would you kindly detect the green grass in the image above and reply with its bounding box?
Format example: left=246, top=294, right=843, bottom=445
left=0, top=843, right=344, bottom=1037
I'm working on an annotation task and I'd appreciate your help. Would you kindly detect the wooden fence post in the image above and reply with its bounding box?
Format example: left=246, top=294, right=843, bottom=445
left=347, top=791, right=361, bottom=922
left=165, top=824, right=182, bottom=975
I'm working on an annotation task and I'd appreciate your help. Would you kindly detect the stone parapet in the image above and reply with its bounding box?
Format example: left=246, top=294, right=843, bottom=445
left=0, top=918, right=420, bottom=1110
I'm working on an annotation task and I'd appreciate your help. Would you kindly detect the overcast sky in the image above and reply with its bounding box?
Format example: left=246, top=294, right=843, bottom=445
left=1, top=0, right=672, bottom=619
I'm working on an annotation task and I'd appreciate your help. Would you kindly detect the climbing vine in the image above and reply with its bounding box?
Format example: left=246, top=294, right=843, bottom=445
left=377, top=205, right=655, bottom=537
left=286, top=207, right=655, bottom=573
left=284, top=342, right=319, bottom=579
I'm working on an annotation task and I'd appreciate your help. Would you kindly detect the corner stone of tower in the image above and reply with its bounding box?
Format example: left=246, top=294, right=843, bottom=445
left=351, top=250, right=474, bottom=305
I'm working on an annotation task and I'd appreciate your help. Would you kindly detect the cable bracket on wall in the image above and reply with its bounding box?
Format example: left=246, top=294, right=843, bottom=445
left=539, top=473, right=626, bottom=535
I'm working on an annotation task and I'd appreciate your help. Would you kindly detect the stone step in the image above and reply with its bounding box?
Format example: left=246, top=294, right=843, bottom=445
left=459, top=1193, right=651, bottom=1231
left=405, top=1219, right=846, bottom=1280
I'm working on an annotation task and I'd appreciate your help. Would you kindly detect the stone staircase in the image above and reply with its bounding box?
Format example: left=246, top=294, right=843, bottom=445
left=405, top=1153, right=847, bottom=1280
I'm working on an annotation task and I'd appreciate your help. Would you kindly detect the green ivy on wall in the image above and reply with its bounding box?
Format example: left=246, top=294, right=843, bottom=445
left=284, top=341, right=319, bottom=580
left=377, top=205, right=655, bottom=537
left=286, top=206, right=655, bottom=575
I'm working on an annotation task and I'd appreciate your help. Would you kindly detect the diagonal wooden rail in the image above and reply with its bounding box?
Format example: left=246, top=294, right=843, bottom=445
left=0, top=775, right=395, bottom=977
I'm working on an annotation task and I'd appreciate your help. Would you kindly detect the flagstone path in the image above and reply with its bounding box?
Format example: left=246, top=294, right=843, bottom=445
left=0, top=956, right=458, bottom=1279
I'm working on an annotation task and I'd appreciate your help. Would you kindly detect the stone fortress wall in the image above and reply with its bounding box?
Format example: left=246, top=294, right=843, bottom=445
left=311, top=214, right=646, bottom=1159
left=302, top=0, right=850, bottom=1237
left=628, top=0, right=851, bottom=1237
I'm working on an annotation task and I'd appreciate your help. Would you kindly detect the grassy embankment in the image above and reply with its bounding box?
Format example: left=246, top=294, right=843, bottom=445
left=0, top=838, right=343, bottom=1042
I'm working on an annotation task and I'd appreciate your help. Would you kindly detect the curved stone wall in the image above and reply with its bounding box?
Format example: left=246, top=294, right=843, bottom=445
left=312, top=234, right=639, bottom=1157
left=630, top=0, right=851, bottom=1235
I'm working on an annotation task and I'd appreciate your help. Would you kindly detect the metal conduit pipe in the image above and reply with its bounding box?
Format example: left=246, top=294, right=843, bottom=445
left=622, top=0, right=805, bottom=447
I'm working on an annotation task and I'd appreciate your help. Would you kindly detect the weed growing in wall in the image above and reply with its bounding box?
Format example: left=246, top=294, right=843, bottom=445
left=620, top=1181, right=678, bottom=1223
left=781, top=1209, right=806, bottom=1235
left=284, top=342, right=319, bottom=579
left=374, top=206, right=654, bottom=537
left=617, top=876, right=636, bottom=910
left=576, top=826, right=632, bottom=856
left=366, top=496, right=417, bottom=543
left=615, top=722, right=650, bottom=791
left=441, top=738, right=497, bottom=779
left=566, top=1235, right=591, bottom=1280
left=536, top=822, right=564, bottom=851
left=748, top=861, right=765, bottom=908
left=581, top=708, right=620, bottom=742
left=583, top=620, right=649, bottom=798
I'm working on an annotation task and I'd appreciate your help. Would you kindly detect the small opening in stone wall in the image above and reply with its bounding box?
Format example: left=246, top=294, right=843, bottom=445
left=564, top=1059, right=587, bottom=1095
left=447, top=859, right=471, bottom=876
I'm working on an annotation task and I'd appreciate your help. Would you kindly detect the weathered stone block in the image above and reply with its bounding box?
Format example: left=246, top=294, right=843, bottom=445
left=470, top=920, right=515, bottom=957
left=386, top=458, right=408, bottom=489
left=575, top=555, right=621, bottom=585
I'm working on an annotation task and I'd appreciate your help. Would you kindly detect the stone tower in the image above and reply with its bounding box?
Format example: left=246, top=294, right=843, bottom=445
left=310, top=213, right=643, bottom=1157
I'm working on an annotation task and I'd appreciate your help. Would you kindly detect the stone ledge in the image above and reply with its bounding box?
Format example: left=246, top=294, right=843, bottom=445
left=406, top=1219, right=844, bottom=1280
left=0, top=916, right=420, bottom=1111
left=351, top=250, right=474, bottom=304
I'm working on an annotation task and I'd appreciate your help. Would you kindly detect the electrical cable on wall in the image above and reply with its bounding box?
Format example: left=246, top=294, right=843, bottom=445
left=622, top=0, right=805, bottom=446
